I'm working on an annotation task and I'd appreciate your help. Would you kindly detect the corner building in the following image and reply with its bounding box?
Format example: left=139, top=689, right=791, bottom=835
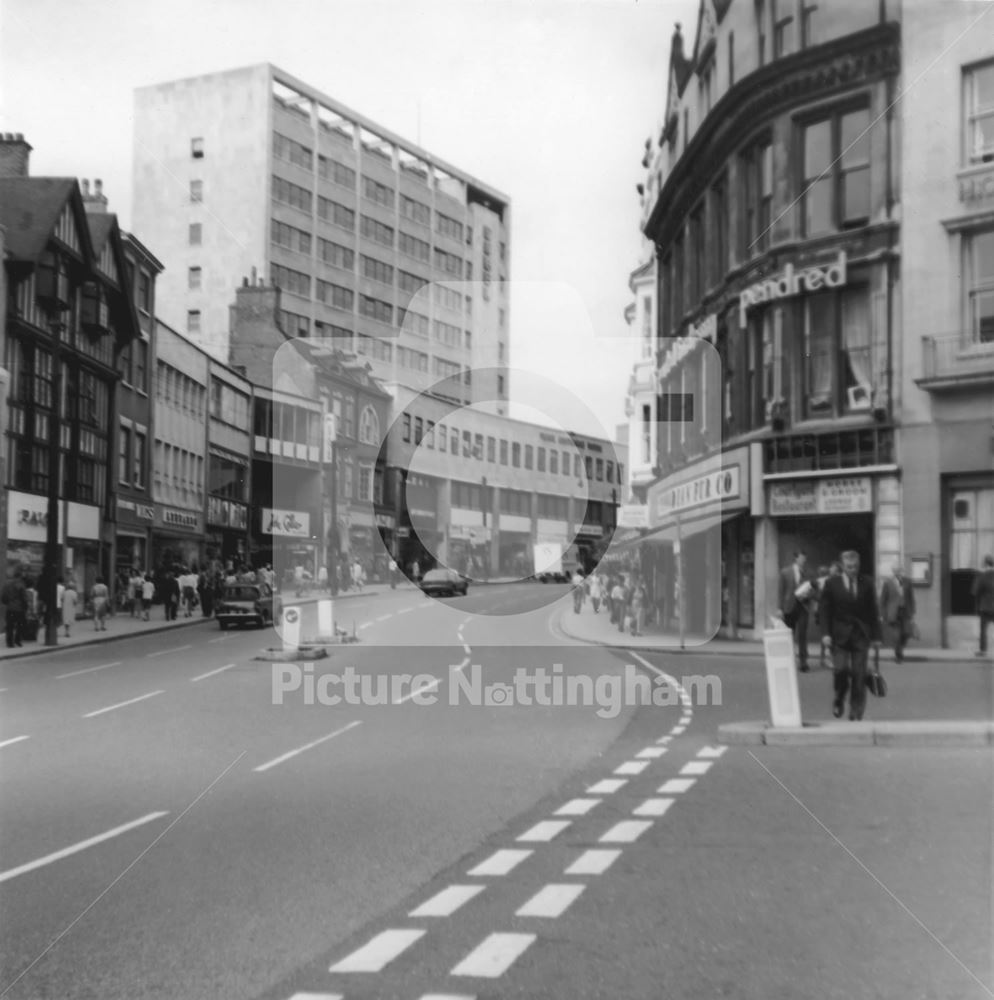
left=640, top=2, right=903, bottom=639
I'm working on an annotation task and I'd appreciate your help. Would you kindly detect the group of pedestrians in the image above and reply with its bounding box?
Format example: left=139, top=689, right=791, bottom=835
left=571, top=569, right=651, bottom=637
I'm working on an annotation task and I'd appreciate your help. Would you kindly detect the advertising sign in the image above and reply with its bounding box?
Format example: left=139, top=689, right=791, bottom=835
left=769, top=477, right=872, bottom=517
left=618, top=504, right=650, bottom=529
left=263, top=508, right=311, bottom=536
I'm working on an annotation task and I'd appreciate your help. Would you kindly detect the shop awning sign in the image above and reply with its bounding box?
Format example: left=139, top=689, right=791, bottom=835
left=263, top=508, right=311, bottom=536
left=769, top=477, right=872, bottom=517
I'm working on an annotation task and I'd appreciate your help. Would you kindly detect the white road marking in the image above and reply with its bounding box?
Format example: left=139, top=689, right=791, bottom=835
left=670, top=725, right=686, bottom=735
left=516, top=883, right=585, bottom=918
left=698, top=745, right=727, bottom=758
left=191, top=663, right=236, bottom=683
left=554, top=798, right=600, bottom=817
left=0, top=735, right=30, bottom=750
left=328, top=928, right=425, bottom=973
left=633, top=798, right=675, bottom=818
left=467, top=849, right=532, bottom=876
left=409, top=884, right=485, bottom=917
left=254, top=720, right=362, bottom=773
left=679, top=715, right=692, bottom=724
left=516, top=819, right=571, bottom=842
left=287, top=993, right=343, bottom=999
left=56, top=660, right=121, bottom=680
left=565, top=849, right=622, bottom=876
left=614, top=761, right=648, bottom=776
left=462, top=644, right=472, bottom=655
left=208, top=635, right=230, bottom=643
left=656, top=736, right=673, bottom=744
left=587, top=778, right=627, bottom=794
left=83, top=690, right=164, bottom=718
left=394, top=676, right=441, bottom=705
left=636, top=747, right=667, bottom=759
left=360, top=622, right=373, bottom=630
left=398, top=607, right=414, bottom=615
left=658, top=778, right=697, bottom=794
left=146, top=644, right=191, bottom=659
left=451, top=932, right=536, bottom=978
left=680, top=761, right=713, bottom=776
left=599, top=820, right=654, bottom=843
left=376, top=614, right=392, bottom=622
left=419, top=995, right=476, bottom=1000
left=0, top=811, right=168, bottom=884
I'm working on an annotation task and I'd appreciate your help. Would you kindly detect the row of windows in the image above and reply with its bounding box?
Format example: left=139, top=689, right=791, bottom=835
left=281, top=310, right=310, bottom=338
left=154, top=440, right=205, bottom=503
left=273, top=132, right=313, bottom=170
left=118, top=423, right=147, bottom=489
left=357, top=333, right=393, bottom=362
left=116, top=337, right=150, bottom=395
left=359, top=293, right=392, bottom=324
left=210, top=378, right=250, bottom=428
left=401, top=309, right=429, bottom=337
left=209, top=452, right=248, bottom=502
left=401, top=194, right=431, bottom=226
left=319, top=196, right=355, bottom=230
left=317, top=279, right=353, bottom=311
left=155, top=361, right=207, bottom=418
left=253, top=399, right=322, bottom=447
left=272, top=263, right=311, bottom=298
left=363, top=176, right=394, bottom=208
left=271, top=218, right=312, bottom=255
left=360, top=214, right=394, bottom=247
left=361, top=254, right=393, bottom=285
left=319, top=155, right=356, bottom=188
left=436, top=213, right=463, bottom=242
left=272, top=174, right=311, bottom=213
left=319, top=237, right=354, bottom=270
left=434, top=319, right=462, bottom=348
left=397, top=346, right=428, bottom=372
left=433, top=357, right=460, bottom=379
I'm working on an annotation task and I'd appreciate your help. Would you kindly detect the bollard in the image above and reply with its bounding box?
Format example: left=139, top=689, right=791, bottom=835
left=763, top=620, right=802, bottom=727
left=282, top=606, right=301, bottom=653
left=317, top=599, right=334, bottom=640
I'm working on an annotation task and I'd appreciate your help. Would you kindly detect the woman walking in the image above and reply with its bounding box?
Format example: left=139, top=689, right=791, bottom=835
left=61, top=578, right=78, bottom=637
left=91, top=577, right=110, bottom=631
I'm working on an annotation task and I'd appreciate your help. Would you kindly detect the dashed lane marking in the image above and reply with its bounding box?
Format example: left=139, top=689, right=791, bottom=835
left=656, top=736, right=673, bottom=744
left=0, top=811, right=168, bottom=884
left=328, top=928, right=425, bottom=973
left=515, top=883, right=585, bottom=918
left=670, top=725, right=687, bottom=735
left=680, top=761, right=713, bottom=776
left=698, top=745, right=728, bottom=758
left=394, top=677, right=442, bottom=705
left=587, top=778, right=627, bottom=795
left=254, top=720, right=363, bottom=773
left=191, top=663, right=236, bottom=682
left=398, top=607, right=415, bottom=615
left=287, top=993, right=343, bottom=999
left=554, top=798, right=601, bottom=817
left=83, top=690, right=164, bottom=718
left=467, top=849, right=533, bottom=877
left=658, top=778, right=697, bottom=795
left=56, top=661, right=122, bottom=680
left=613, top=761, right=649, bottom=776
left=409, top=884, right=485, bottom=918
left=146, top=645, right=191, bottom=658
left=376, top=615, right=392, bottom=622
left=516, top=820, right=571, bottom=843
left=564, top=849, right=622, bottom=876
left=0, top=735, right=30, bottom=750
left=360, top=622, right=373, bottom=630
left=418, top=994, right=476, bottom=1000
left=451, top=932, right=537, bottom=979
left=636, top=747, right=668, bottom=759
left=632, top=798, right=675, bottom=818
left=599, top=820, right=654, bottom=844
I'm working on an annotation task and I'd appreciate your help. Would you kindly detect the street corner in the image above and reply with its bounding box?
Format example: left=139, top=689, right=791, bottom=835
left=718, top=718, right=994, bottom=747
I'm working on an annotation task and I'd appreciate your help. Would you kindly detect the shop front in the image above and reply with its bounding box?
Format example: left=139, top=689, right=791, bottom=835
left=373, top=512, right=396, bottom=580
left=114, top=497, right=154, bottom=592
left=6, top=491, right=59, bottom=582
left=496, top=514, right=531, bottom=578
left=449, top=523, right=492, bottom=578
left=65, top=501, right=104, bottom=603
left=152, top=505, right=205, bottom=575
left=402, top=474, right=443, bottom=573
left=260, top=506, right=318, bottom=586
left=205, top=496, right=249, bottom=570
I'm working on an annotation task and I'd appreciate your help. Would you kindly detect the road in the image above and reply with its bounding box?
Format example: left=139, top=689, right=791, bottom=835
left=0, top=582, right=990, bottom=1000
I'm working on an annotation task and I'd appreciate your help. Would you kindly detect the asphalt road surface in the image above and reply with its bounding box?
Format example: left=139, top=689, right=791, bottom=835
left=1, top=582, right=990, bottom=1000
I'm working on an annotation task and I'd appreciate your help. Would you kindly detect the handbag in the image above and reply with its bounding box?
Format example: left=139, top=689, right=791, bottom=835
left=866, top=648, right=887, bottom=697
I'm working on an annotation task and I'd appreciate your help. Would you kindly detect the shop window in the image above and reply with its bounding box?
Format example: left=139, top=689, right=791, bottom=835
left=949, top=487, right=994, bottom=614
left=801, top=106, right=870, bottom=237
left=965, top=60, right=994, bottom=165
left=803, top=287, right=873, bottom=418
left=965, top=229, right=994, bottom=345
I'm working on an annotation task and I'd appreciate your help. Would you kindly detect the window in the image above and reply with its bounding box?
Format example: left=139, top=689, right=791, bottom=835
left=272, top=220, right=312, bottom=255
left=607, top=460, right=614, bottom=483
left=512, top=442, right=521, bottom=467
left=399, top=270, right=428, bottom=296
left=524, top=445, right=533, bottom=470
left=801, top=107, right=871, bottom=236
left=362, top=176, right=394, bottom=208
left=500, top=439, right=508, bottom=465
left=360, top=215, right=394, bottom=247
left=772, top=0, right=794, bottom=57
left=119, top=425, right=130, bottom=483
left=436, top=213, right=464, bottom=242
left=689, top=204, right=705, bottom=303
left=189, top=223, right=202, bottom=246
left=358, top=465, right=373, bottom=502
left=272, top=263, right=311, bottom=297
left=595, top=458, right=604, bottom=481
left=317, top=280, right=354, bottom=311
left=404, top=311, right=430, bottom=338
left=273, top=133, right=313, bottom=169
left=400, top=195, right=430, bottom=226
left=462, top=430, right=472, bottom=458
left=537, top=447, right=546, bottom=472
left=966, top=62, right=994, bottom=165
left=359, top=294, right=392, bottom=324
left=318, top=197, right=355, bottom=231
left=359, top=405, right=380, bottom=444
left=272, top=175, right=312, bottom=213
left=188, top=266, right=202, bottom=290
left=187, top=310, right=201, bottom=334
left=318, top=238, right=353, bottom=269
left=487, top=436, right=496, bottom=462
left=438, top=423, right=447, bottom=453
left=742, top=138, right=772, bottom=255
left=191, top=137, right=204, bottom=158
left=711, top=175, right=728, bottom=286
left=966, top=229, right=994, bottom=343
left=756, top=0, right=767, bottom=65
left=584, top=456, right=593, bottom=480
left=134, top=431, right=146, bottom=487
left=434, top=248, right=462, bottom=276
left=402, top=413, right=411, bottom=442
left=399, top=231, right=430, bottom=261
left=319, top=157, right=356, bottom=188
left=190, top=180, right=203, bottom=203
left=450, top=427, right=459, bottom=454
left=800, top=2, right=819, bottom=47
left=361, top=255, right=394, bottom=285
left=728, top=31, right=735, bottom=86
left=426, top=420, right=435, bottom=448
left=415, top=416, right=424, bottom=445
left=497, top=374, right=505, bottom=396
left=474, top=433, right=483, bottom=459
left=138, top=271, right=151, bottom=313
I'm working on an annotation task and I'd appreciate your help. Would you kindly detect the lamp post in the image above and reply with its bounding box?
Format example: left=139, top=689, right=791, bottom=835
left=324, top=409, right=338, bottom=595
left=480, top=476, right=488, bottom=581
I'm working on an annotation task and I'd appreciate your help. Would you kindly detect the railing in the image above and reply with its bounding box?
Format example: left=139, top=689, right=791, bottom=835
left=920, top=334, right=994, bottom=387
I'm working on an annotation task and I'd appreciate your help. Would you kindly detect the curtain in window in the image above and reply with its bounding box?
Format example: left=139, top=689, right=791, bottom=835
left=805, top=295, right=834, bottom=414
left=842, top=290, right=872, bottom=406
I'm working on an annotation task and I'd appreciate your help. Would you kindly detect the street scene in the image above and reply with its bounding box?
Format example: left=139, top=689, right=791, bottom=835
left=2, top=1, right=993, bottom=998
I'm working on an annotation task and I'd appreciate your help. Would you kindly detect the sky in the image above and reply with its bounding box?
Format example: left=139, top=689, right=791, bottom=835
left=0, top=0, right=698, bottom=441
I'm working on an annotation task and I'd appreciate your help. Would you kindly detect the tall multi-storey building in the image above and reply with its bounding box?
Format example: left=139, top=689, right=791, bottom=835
left=132, top=63, right=511, bottom=413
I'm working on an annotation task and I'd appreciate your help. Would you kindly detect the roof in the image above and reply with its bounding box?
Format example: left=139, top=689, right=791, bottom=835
left=0, top=177, right=84, bottom=262
left=291, top=339, right=391, bottom=398
left=85, top=213, right=115, bottom=255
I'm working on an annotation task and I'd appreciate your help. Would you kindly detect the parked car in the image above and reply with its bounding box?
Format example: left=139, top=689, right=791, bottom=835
left=419, top=568, right=469, bottom=597
left=216, top=582, right=282, bottom=629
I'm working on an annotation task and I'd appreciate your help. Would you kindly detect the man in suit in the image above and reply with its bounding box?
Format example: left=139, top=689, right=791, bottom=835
left=972, top=555, right=994, bottom=658
left=778, top=551, right=813, bottom=672
left=880, top=560, right=916, bottom=663
left=819, top=550, right=883, bottom=721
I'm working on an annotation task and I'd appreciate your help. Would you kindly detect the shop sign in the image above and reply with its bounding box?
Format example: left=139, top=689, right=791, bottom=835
left=769, top=482, right=818, bottom=516
left=577, top=524, right=603, bottom=537
left=66, top=502, right=100, bottom=541
left=769, top=477, right=872, bottom=516
left=618, top=504, right=650, bottom=529
left=117, top=497, right=155, bottom=522
left=374, top=513, right=395, bottom=529
left=7, top=491, right=62, bottom=543
left=159, top=506, right=201, bottom=532
left=739, top=251, right=847, bottom=327
left=658, top=466, right=742, bottom=519
left=208, top=496, right=248, bottom=530
left=450, top=525, right=492, bottom=542
left=263, top=508, right=310, bottom=536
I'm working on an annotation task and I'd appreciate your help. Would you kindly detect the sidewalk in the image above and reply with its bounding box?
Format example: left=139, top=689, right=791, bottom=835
left=556, top=601, right=986, bottom=663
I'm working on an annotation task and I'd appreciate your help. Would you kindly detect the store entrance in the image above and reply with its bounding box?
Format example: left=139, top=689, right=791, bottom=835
left=776, top=514, right=875, bottom=577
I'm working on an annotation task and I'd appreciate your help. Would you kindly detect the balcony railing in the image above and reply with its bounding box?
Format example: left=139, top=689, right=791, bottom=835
left=918, top=334, right=994, bottom=390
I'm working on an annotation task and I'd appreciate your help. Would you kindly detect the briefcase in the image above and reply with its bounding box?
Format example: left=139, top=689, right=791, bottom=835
left=866, top=647, right=887, bottom=697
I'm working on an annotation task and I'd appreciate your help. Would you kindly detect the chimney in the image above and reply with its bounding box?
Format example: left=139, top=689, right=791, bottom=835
left=82, top=176, right=108, bottom=214
left=0, top=133, right=32, bottom=179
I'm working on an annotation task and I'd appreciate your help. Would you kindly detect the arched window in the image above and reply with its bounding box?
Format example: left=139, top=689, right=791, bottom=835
left=358, top=405, right=380, bottom=445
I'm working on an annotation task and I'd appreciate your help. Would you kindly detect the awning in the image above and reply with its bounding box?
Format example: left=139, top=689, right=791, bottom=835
left=640, top=509, right=741, bottom=545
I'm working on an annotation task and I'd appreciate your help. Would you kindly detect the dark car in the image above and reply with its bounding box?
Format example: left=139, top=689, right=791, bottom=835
left=419, top=568, right=469, bottom=597
left=216, top=582, right=282, bottom=629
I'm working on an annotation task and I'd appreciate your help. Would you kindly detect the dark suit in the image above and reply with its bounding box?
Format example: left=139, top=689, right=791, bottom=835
left=779, top=563, right=813, bottom=668
left=819, top=572, right=882, bottom=720
left=880, top=573, right=915, bottom=661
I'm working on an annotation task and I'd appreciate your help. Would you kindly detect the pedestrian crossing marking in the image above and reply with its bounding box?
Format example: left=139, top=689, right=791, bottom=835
left=599, top=820, right=653, bottom=844
left=328, top=928, right=425, bottom=973
left=516, top=820, right=571, bottom=842
left=451, top=932, right=536, bottom=978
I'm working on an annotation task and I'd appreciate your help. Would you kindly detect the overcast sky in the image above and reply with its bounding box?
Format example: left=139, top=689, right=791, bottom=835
left=0, top=0, right=696, bottom=440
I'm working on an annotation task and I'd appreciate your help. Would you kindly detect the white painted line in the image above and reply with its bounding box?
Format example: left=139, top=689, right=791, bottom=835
left=516, top=819, right=571, bottom=843
left=418, top=995, right=476, bottom=1000
left=255, top=720, right=362, bottom=773
left=680, top=761, right=713, bottom=776
left=698, top=745, right=728, bottom=758
left=451, top=932, right=536, bottom=979
left=587, top=778, right=627, bottom=795
left=287, top=993, right=343, bottom=1000
left=191, top=663, right=236, bottom=683
left=633, top=798, right=675, bottom=818
left=208, top=635, right=230, bottom=643
left=360, top=622, right=373, bottom=630
left=398, top=607, right=414, bottom=614
left=679, top=715, right=692, bottom=724
left=599, top=820, right=653, bottom=844
left=462, top=644, right=471, bottom=655
left=670, top=725, right=686, bottom=735
left=658, top=778, right=697, bottom=795
left=636, top=747, right=668, bottom=759
left=554, top=798, right=600, bottom=817
left=452, top=658, right=470, bottom=673
left=0, top=811, right=168, bottom=884
left=565, top=849, right=622, bottom=876
left=328, top=928, right=425, bottom=973
left=145, top=644, right=191, bottom=659
left=376, top=614, right=392, bottom=622
left=656, top=736, right=673, bottom=744
left=516, top=883, right=585, bottom=918
left=83, top=690, right=164, bottom=718
left=409, top=884, right=485, bottom=918
left=613, top=761, right=648, bottom=776
left=56, top=660, right=121, bottom=680
left=467, top=849, right=532, bottom=876
left=0, top=735, right=30, bottom=750
left=394, top=676, right=441, bottom=705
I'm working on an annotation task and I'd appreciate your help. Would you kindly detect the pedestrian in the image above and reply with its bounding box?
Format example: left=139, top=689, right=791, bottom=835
left=1, top=569, right=28, bottom=648
left=571, top=568, right=584, bottom=614
left=318, top=563, right=329, bottom=592
left=163, top=571, right=179, bottom=621
left=294, top=563, right=305, bottom=597
left=588, top=572, right=604, bottom=614
left=91, top=576, right=110, bottom=631
left=612, top=577, right=629, bottom=633
left=411, top=559, right=421, bottom=582
left=389, top=558, right=398, bottom=589
left=352, top=557, right=364, bottom=591
left=630, top=577, right=648, bottom=637
left=819, top=550, right=883, bottom=721
left=62, top=578, right=78, bottom=636
left=778, top=550, right=814, bottom=672
left=880, top=560, right=916, bottom=663
left=56, top=576, right=66, bottom=632
left=972, top=555, right=994, bottom=658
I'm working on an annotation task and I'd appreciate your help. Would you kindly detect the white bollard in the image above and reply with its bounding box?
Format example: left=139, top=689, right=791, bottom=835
left=317, top=599, right=334, bottom=640
left=763, top=624, right=802, bottom=727
left=282, top=606, right=301, bottom=652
